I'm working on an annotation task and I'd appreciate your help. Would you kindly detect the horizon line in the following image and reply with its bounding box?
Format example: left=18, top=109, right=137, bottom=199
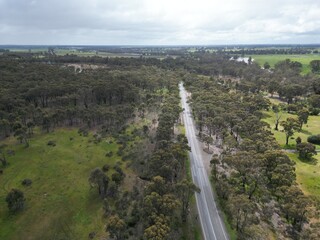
left=1, top=43, right=320, bottom=47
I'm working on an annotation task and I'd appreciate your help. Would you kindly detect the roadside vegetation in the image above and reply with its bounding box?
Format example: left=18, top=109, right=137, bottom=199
left=180, top=52, right=320, bottom=239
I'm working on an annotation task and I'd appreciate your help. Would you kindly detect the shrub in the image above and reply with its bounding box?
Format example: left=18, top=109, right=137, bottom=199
left=102, top=164, right=110, bottom=172
left=287, top=104, right=298, bottom=113
left=22, top=179, right=32, bottom=186
left=114, top=164, right=124, bottom=175
left=105, top=151, right=113, bottom=157
left=88, top=232, right=96, bottom=239
left=296, top=136, right=302, bottom=144
left=307, top=134, right=320, bottom=145
left=78, top=127, right=88, bottom=137
left=309, top=107, right=320, bottom=116
left=296, top=142, right=317, bottom=160
left=117, top=149, right=124, bottom=156
left=47, top=140, right=56, bottom=147
left=112, top=172, right=125, bottom=185
left=93, top=134, right=102, bottom=144
left=6, top=189, right=25, bottom=212
left=7, top=149, right=15, bottom=156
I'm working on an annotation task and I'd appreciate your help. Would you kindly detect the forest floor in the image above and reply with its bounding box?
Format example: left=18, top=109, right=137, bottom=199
left=0, top=126, right=138, bottom=240
left=262, top=101, right=320, bottom=202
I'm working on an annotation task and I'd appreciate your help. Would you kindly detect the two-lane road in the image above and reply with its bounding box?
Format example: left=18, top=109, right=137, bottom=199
left=179, top=83, right=229, bottom=240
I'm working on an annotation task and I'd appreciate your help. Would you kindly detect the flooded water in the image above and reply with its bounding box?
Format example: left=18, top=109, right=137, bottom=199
left=230, top=57, right=253, bottom=64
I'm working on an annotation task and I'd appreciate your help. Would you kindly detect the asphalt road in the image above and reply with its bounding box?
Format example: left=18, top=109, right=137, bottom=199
left=179, top=83, right=229, bottom=240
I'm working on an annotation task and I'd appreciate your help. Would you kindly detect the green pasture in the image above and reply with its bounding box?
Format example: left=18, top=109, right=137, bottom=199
left=0, top=128, right=121, bottom=240
left=252, top=54, right=320, bottom=74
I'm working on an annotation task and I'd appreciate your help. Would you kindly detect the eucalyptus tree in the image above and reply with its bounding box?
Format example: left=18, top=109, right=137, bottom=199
left=281, top=118, right=300, bottom=145
left=0, top=143, right=7, bottom=166
left=88, top=168, right=109, bottom=198
left=106, top=215, right=126, bottom=240
left=176, top=180, right=200, bottom=222
left=296, top=142, right=317, bottom=160
left=297, top=108, right=309, bottom=130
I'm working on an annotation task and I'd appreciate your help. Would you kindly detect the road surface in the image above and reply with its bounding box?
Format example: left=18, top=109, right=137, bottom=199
left=179, top=83, right=229, bottom=240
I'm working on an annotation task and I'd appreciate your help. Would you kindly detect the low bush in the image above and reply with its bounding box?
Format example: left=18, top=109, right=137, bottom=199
left=102, top=164, right=110, bottom=172
left=22, top=179, right=32, bottom=186
left=307, top=134, right=320, bottom=145
left=309, top=107, right=320, bottom=116
left=47, top=140, right=56, bottom=147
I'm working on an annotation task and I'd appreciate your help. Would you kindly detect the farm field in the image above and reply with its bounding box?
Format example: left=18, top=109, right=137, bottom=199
left=54, top=49, right=143, bottom=58
left=0, top=128, right=124, bottom=240
left=252, top=54, right=320, bottom=74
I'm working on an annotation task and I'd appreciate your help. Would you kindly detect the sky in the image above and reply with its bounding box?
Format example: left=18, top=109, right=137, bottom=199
left=0, top=0, right=319, bottom=45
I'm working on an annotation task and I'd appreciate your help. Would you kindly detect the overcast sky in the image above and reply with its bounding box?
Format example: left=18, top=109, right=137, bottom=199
left=0, top=0, right=319, bottom=45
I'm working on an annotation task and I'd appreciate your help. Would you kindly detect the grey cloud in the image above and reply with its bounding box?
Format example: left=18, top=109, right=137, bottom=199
left=0, top=0, right=319, bottom=45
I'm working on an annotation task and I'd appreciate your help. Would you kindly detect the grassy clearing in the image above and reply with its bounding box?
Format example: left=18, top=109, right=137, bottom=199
left=268, top=96, right=286, bottom=105
left=262, top=106, right=320, bottom=201
left=0, top=128, right=122, bottom=240
left=262, top=110, right=320, bottom=149
left=251, top=54, right=320, bottom=74
left=287, top=153, right=320, bottom=202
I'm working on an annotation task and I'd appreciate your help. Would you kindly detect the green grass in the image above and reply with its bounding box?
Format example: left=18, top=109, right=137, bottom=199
left=251, top=54, right=320, bottom=74
left=0, top=128, right=121, bottom=240
left=262, top=110, right=320, bottom=149
left=220, top=210, right=237, bottom=240
left=177, top=123, right=186, bottom=135
left=268, top=96, right=286, bottom=105
left=287, top=153, right=320, bottom=202
left=262, top=109, right=320, bottom=201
